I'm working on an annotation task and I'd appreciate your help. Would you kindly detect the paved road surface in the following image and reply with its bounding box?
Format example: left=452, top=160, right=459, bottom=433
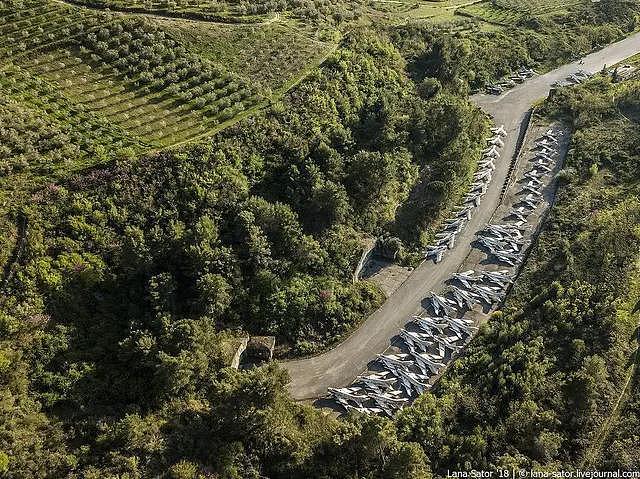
left=284, top=32, right=640, bottom=400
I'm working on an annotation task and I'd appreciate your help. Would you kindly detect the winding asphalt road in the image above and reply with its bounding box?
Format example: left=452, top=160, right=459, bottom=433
left=283, top=32, right=640, bottom=400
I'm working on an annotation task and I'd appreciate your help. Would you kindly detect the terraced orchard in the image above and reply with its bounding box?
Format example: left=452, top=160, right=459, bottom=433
left=57, top=0, right=363, bottom=22
left=62, top=0, right=278, bottom=18
left=0, top=0, right=264, bottom=148
left=158, top=20, right=333, bottom=92
left=0, top=65, right=141, bottom=202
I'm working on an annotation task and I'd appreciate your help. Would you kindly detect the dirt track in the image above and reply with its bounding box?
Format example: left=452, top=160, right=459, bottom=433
left=283, top=32, right=640, bottom=401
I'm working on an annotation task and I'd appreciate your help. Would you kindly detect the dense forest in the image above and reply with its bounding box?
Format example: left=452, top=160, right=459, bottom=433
left=1, top=0, right=640, bottom=477
left=0, top=26, right=481, bottom=477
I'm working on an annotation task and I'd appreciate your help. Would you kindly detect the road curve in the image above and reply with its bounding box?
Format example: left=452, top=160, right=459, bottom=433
left=283, top=32, right=640, bottom=401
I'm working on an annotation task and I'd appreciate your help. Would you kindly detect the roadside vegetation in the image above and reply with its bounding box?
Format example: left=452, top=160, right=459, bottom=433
left=598, top=372, right=640, bottom=469
left=396, top=74, right=640, bottom=473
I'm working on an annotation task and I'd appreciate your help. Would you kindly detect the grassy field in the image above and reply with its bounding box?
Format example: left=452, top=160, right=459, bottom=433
left=493, top=0, right=583, bottom=13
left=0, top=0, right=346, bottom=227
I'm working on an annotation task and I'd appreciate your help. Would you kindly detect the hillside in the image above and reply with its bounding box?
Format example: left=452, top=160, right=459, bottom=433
left=1, top=0, right=640, bottom=477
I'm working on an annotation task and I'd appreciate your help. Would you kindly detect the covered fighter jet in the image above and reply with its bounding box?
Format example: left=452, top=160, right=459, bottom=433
left=446, top=316, right=478, bottom=336
left=370, top=390, right=409, bottom=414
left=356, top=372, right=396, bottom=393
left=519, top=194, right=541, bottom=209
left=488, top=136, right=505, bottom=148
left=410, top=349, right=447, bottom=375
left=480, top=269, right=512, bottom=286
left=462, top=284, right=495, bottom=305
left=344, top=404, right=384, bottom=415
left=533, top=161, right=552, bottom=172
left=464, top=192, right=482, bottom=207
left=475, top=284, right=506, bottom=302
left=400, top=329, right=434, bottom=353
left=534, top=145, right=555, bottom=157
left=533, top=139, right=554, bottom=150
left=483, top=145, right=501, bottom=158
left=417, top=327, right=464, bottom=354
left=542, top=129, right=558, bottom=141
left=413, top=315, right=450, bottom=335
left=478, top=158, right=496, bottom=170
left=478, top=235, right=525, bottom=254
left=427, top=292, right=456, bottom=316
left=508, top=206, right=532, bottom=222
left=435, top=231, right=457, bottom=249
left=566, top=73, right=583, bottom=84
left=523, top=175, right=543, bottom=186
left=533, top=151, right=554, bottom=162
left=376, top=353, right=413, bottom=372
left=535, top=139, right=554, bottom=149
left=485, top=223, right=527, bottom=237
left=434, top=334, right=463, bottom=357
left=456, top=206, right=473, bottom=220
left=575, top=69, right=591, bottom=80
left=443, top=217, right=466, bottom=232
left=491, top=124, right=507, bottom=137
left=471, top=182, right=488, bottom=195
left=396, top=368, right=432, bottom=396
left=525, top=169, right=545, bottom=180
left=474, top=169, right=492, bottom=181
left=417, top=314, right=476, bottom=337
left=425, top=244, right=447, bottom=263
left=492, top=250, right=523, bottom=266
left=522, top=183, right=543, bottom=196
left=518, top=67, right=536, bottom=77
left=451, top=270, right=482, bottom=288
left=328, top=387, right=369, bottom=407
left=449, top=285, right=480, bottom=309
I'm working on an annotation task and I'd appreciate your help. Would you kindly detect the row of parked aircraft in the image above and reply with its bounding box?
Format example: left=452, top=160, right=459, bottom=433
left=473, top=127, right=561, bottom=267
left=486, top=66, right=537, bottom=95
left=328, top=125, right=564, bottom=417
left=424, top=124, right=508, bottom=264
left=328, top=267, right=513, bottom=416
